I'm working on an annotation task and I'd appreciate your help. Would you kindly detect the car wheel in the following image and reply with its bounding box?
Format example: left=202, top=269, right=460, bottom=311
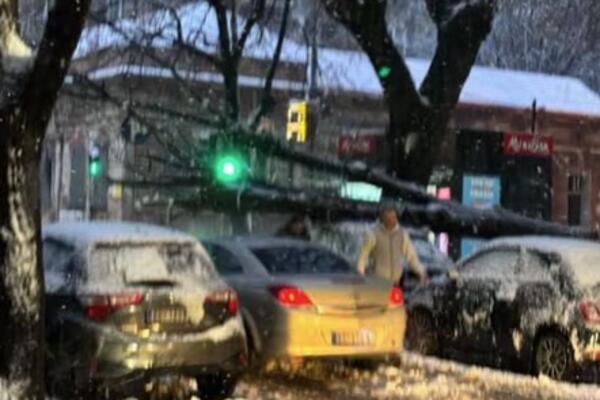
left=533, top=332, right=574, bottom=381
left=196, top=373, right=239, bottom=400
left=406, top=309, right=438, bottom=355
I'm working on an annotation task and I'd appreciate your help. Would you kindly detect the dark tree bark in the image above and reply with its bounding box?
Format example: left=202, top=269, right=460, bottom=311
left=153, top=179, right=594, bottom=239
left=322, top=0, right=496, bottom=184
left=0, top=1, right=90, bottom=398
left=208, top=0, right=267, bottom=121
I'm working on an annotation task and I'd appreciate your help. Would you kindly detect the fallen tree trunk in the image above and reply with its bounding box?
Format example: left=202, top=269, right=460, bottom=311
left=158, top=180, right=595, bottom=239
left=214, top=132, right=597, bottom=238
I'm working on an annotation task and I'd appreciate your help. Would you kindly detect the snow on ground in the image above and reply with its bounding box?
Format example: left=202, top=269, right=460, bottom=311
left=234, top=353, right=600, bottom=400
left=0, top=379, right=25, bottom=400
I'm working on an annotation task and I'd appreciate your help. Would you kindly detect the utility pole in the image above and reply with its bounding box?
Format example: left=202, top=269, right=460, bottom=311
left=531, top=98, right=537, bottom=134
left=84, top=134, right=91, bottom=221
left=306, top=3, right=319, bottom=103
left=305, top=0, right=320, bottom=183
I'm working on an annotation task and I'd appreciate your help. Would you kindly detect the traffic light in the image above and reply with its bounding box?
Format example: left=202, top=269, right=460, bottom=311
left=286, top=100, right=309, bottom=143
left=377, top=65, right=392, bottom=79
left=88, top=142, right=102, bottom=178
left=214, top=153, right=245, bottom=184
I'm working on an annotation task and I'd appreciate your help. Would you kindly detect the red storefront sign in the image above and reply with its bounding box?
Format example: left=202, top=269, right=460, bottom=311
left=337, top=135, right=379, bottom=157
left=502, top=132, right=553, bottom=157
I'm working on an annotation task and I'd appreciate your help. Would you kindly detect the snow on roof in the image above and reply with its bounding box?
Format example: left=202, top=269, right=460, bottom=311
left=489, top=235, right=600, bottom=254
left=75, top=2, right=600, bottom=117
left=43, top=221, right=196, bottom=248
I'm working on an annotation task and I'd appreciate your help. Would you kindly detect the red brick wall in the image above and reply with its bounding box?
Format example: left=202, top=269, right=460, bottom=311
left=450, top=103, right=600, bottom=230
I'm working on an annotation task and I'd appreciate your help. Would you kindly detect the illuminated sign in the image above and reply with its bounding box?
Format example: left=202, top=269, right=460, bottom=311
left=340, top=182, right=382, bottom=203
left=503, top=132, right=553, bottom=157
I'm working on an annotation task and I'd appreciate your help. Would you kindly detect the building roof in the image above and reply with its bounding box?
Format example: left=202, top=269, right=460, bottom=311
left=75, top=1, right=600, bottom=117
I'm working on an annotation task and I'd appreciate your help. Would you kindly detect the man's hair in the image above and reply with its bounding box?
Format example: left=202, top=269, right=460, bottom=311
left=378, top=201, right=399, bottom=219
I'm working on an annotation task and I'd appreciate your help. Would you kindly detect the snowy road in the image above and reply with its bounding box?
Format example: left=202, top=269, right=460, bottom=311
left=232, top=353, right=600, bottom=400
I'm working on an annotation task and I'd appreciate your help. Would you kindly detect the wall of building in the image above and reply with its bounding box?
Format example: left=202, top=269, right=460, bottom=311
left=451, top=103, right=600, bottom=230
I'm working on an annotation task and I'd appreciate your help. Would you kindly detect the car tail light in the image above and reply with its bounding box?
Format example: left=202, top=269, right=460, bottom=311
left=205, top=289, right=238, bottom=316
left=389, top=286, right=404, bottom=307
left=269, top=285, right=313, bottom=307
left=579, top=300, right=600, bottom=324
left=82, top=292, right=144, bottom=321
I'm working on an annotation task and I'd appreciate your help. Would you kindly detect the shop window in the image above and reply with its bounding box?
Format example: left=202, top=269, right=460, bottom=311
left=105, top=0, right=123, bottom=21
left=567, top=174, right=584, bottom=226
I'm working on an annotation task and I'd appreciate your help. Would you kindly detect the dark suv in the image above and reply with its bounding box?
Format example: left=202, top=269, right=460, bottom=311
left=406, top=236, right=600, bottom=382
left=43, top=222, right=246, bottom=399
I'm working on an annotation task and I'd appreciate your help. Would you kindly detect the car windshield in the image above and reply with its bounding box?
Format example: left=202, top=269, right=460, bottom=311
left=251, top=246, right=353, bottom=275
left=89, top=242, right=215, bottom=284
left=412, top=238, right=450, bottom=266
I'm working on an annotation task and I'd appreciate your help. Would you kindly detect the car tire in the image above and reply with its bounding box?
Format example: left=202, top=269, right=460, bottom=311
left=196, top=373, right=239, bottom=400
left=406, top=309, right=438, bottom=356
left=533, top=331, right=574, bottom=381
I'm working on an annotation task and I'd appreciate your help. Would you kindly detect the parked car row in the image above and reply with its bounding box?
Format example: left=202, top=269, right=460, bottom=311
left=42, top=221, right=600, bottom=399
left=42, top=222, right=408, bottom=399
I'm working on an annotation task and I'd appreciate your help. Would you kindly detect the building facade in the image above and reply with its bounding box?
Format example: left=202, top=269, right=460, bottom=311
left=38, top=0, right=600, bottom=236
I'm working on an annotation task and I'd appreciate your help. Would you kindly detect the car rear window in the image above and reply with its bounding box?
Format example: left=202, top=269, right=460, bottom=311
left=251, top=246, right=352, bottom=275
left=88, top=242, right=216, bottom=285
left=563, top=249, right=600, bottom=288
left=412, top=238, right=450, bottom=265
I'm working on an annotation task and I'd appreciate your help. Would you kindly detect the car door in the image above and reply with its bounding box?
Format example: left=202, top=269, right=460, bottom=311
left=452, top=248, right=520, bottom=360
left=495, top=250, right=558, bottom=364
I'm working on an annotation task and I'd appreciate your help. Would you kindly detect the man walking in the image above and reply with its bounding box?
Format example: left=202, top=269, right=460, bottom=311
left=357, top=201, right=428, bottom=352
left=357, top=202, right=429, bottom=286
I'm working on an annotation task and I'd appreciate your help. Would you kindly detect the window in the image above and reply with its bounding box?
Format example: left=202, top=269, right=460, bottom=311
left=43, top=239, right=76, bottom=293
left=517, top=251, right=552, bottom=283
left=89, top=243, right=217, bottom=284
left=105, top=0, right=123, bottom=21
left=460, top=249, right=519, bottom=280
left=567, top=174, right=585, bottom=226
left=204, top=244, right=244, bottom=275
left=252, top=246, right=352, bottom=275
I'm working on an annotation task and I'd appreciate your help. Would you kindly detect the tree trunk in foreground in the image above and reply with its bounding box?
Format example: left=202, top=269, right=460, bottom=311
left=0, top=107, right=44, bottom=398
left=0, top=1, right=90, bottom=397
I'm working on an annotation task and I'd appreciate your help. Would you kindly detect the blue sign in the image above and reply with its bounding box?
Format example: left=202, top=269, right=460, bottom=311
left=461, top=175, right=501, bottom=257
left=462, top=175, right=501, bottom=209
left=461, top=238, right=485, bottom=257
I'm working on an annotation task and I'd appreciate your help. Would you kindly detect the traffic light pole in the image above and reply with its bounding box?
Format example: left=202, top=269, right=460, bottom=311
left=85, top=134, right=91, bottom=220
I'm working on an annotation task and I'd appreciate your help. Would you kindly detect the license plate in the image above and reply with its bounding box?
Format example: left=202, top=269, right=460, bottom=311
left=145, top=307, right=187, bottom=324
left=331, top=328, right=375, bottom=346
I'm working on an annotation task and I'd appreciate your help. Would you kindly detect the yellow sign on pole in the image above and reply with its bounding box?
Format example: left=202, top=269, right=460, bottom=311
left=109, top=183, right=123, bottom=200
left=286, top=101, right=308, bottom=143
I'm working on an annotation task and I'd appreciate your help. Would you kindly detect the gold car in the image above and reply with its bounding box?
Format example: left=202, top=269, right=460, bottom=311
left=204, top=237, right=406, bottom=363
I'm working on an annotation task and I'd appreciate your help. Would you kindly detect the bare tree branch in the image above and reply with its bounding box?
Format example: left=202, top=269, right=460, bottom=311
left=234, top=0, right=266, bottom=59
left=249, top=0, right=291, bottom=130
left=209, top=0, right=233, bottom=62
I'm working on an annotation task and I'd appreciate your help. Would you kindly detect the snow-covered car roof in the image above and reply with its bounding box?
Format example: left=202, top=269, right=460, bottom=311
left=488, top=236, right=600, bottom=254
left=43, top=221, right=197, bottom=249
left=486, top=236, right=600, bottom=286
left=207, top=236, right=329, bottom=251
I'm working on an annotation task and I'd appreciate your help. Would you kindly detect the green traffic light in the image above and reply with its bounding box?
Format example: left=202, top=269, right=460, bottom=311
left=214, top=154, right=244, bottom=184
left=378, top=65, right=392, bottom=79
left=89, top=159, right=102, bottom=177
